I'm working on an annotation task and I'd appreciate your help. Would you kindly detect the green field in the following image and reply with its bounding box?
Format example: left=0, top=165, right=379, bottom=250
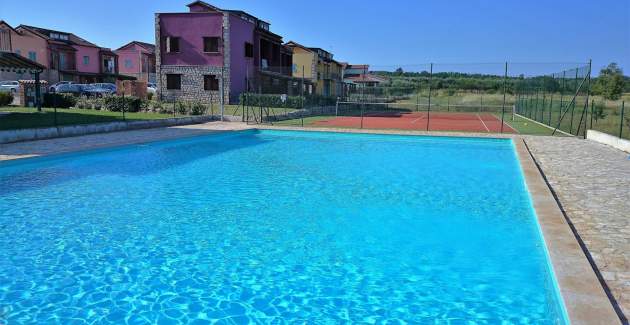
left=0, top=107, right=174, bottom=131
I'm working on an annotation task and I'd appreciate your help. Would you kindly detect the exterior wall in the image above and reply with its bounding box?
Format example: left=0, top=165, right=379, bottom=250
left=228, top=15, right=255, bottom=101
left=11, top=29, right=48, bottom=68
left=116, top=44, right=156, bottom=82
left=117, top=44, right=143, bottom=76
left=159, top=65, right=227, bottom=103
left=74, top=45, right=100, bottom=74
left=159, top=13, right=225, bottom=66
left=291, top=48, right=316, bottom=82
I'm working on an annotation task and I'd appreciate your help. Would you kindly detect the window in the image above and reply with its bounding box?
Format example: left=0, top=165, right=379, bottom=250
left=203, top=37, right=220, bottom=53
left=28, top=51, right=37, bottom=61
left=244, top=42, right=253, bottom=58
left=124, top=59, right=133, bottom=69
left=0, top=29, right=10, bottom=52
left=165, top=37, right=180, bottom=53
left=83, top=56, right=90, bottom=65
left=203, top=75, right=219, bottom=91
left=59, top=53, right=66, bottom=69
left=166, top=74, right=181, bottom=90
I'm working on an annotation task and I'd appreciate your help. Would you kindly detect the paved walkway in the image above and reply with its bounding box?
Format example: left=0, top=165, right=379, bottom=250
left=525, top=136, right=630, bottom=322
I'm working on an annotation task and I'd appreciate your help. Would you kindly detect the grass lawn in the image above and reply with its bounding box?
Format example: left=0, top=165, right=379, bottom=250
left=0, top=106, right=174, bottom=131
left=500, top=114, right=560, bottom=136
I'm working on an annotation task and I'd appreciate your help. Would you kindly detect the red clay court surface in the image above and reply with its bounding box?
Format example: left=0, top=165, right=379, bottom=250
left=312, top=111, right=517, bottom=133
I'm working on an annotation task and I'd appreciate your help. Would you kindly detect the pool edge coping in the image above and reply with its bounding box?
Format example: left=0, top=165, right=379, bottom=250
left=514, top=139, right=621, bottom=324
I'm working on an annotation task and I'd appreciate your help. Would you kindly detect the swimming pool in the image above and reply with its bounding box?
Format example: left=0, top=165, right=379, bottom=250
left=0, top=129, right=567, bottom=323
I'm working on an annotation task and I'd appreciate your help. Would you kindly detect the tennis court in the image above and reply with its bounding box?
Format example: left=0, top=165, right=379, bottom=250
left=312, top=110, right=517, bottom=133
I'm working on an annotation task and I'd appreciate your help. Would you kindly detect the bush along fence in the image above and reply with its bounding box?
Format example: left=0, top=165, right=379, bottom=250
left=26, top=94, right=223, bottom=128
left=0, top=92, right=14, bottom=106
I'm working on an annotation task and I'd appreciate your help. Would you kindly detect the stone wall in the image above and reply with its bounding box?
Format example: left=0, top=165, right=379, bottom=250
left=158, top=65, right=226, bottom=104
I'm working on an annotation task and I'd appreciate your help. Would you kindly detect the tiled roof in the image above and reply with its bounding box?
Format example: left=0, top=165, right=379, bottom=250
left=18, top=25, right=99, bottom=47
left=116, top=41, right=156, bottom=53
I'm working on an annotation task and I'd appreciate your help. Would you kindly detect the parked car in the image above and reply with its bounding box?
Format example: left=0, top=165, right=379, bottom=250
left=92, top=83, right=117, bottom=93
left=83, top=84, right=115, bottom=97
left=55, top=84, right=85, bottom=96
left=0, top=81, right=19, bottom=93
left=49, top=81, right=74, bottom=93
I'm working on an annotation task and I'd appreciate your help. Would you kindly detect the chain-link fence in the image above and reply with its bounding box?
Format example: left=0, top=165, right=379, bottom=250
left=514, top=63, right=628, bottom=140
left=245, top=63, right=603, bottom=135
left=4, top=61, right=626, bottom=139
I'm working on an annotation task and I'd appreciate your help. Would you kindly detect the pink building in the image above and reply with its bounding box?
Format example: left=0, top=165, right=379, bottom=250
left=0, top=21, right=50, bottom=81
left=115, top=41, right=156, bottom=83
left=0, top=21, right=125, bottom=84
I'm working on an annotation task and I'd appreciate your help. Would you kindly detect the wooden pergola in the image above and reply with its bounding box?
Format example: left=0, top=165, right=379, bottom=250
left=0, top=51, right=46, bottom=110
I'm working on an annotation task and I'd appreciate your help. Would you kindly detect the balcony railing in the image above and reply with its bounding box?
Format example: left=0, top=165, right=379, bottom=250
left=259, top=65, right=292, bottom=77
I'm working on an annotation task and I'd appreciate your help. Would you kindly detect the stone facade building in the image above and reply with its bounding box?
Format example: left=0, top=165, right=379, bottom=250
left=155, top=1, right=297, bottom=104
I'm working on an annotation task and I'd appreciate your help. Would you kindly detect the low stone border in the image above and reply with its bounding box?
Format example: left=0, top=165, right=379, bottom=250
left=0, top=115, right=217, bottom=144
left=587, top=129, right=630, bottom=153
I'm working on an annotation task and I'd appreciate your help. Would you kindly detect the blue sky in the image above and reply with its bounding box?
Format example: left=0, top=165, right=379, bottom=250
left=1, top=0, right=628, bottom=75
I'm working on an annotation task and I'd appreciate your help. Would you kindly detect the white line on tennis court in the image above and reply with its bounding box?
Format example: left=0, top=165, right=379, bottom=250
left=476, top=114, right=490, bottom=132
left=410, top=116, right=425, bottom=124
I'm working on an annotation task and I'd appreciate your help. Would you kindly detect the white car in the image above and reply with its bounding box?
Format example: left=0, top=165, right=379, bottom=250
left=0, top=81, right=19, bottom=93
left=49, top=81, right=74, bottom=93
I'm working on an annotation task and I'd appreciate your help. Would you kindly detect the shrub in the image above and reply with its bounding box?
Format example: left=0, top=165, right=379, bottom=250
left=102, top=96, right=145, bottom=112
left=239, top=93, right=302, bottom=109
left=190, top=102, right=206, bottom=115
left=176, top=101, right=188, bottom=115
left=147, top=92, right=154, bottom=101
left=0, top=92, right=14, bottom=106
left=43, top=93, right=77, bottom=108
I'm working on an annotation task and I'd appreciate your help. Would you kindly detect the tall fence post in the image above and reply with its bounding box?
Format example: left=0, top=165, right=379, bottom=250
left=569, top=68, right=579, bottom=134
left=220, top=68, right=225, bottom=122
left=122, top=92, right=126, bottom=121
left=360, top=104, right=364, bottom=129
left=590, top=99, right=594, bottom=130
left=501, top=62, right=507, bottom=133
left=548, top=94, right=553, bottom=126
left=426, top=63, right=433, bottom=131
left=534, top=90, right=539, bottom=122
left=619, top=101, right=625, bottom=138
left=335, top=97, right=339, bottom=116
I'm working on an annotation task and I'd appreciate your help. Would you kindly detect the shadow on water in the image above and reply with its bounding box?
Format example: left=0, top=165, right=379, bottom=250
left=0, top=130, right=269, bottom=196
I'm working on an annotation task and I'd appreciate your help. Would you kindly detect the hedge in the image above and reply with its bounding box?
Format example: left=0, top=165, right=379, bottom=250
left=43, top=93, right=77, bottom=108
left=0, top=92, right=14, bottom=106
left=238, top=93, right=337, bottom=109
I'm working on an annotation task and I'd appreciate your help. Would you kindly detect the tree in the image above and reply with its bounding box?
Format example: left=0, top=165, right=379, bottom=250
left=395, top=67, right=404, bottom=75
left=592, top=63, right=625, bottom=100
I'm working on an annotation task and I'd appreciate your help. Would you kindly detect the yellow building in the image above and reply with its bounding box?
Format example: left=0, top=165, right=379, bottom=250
left=285, top=41, right=316, bottom=95
left=285, top=41, right=343, bottom=97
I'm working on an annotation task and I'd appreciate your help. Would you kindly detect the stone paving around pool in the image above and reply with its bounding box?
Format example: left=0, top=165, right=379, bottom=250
left=524, top=135, right=630, bottom=322
left=0, top=122, right=628, bottom=323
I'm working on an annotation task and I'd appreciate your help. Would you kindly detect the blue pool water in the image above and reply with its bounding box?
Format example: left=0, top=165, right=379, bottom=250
left=0, top=130, right=567, bottom=324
